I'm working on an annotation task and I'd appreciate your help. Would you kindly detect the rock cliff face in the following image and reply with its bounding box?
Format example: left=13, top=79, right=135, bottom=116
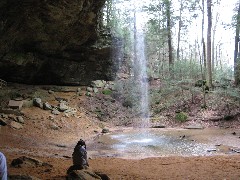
left=0, top=0, right=121, bottom=85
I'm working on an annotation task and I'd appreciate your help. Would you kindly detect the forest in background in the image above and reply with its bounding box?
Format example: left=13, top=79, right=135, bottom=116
left=99, top=0, right=240, bottom=121
left=102, top=0, right=237, bottom=80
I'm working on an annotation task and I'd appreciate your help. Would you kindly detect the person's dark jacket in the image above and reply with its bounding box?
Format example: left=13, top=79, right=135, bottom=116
left=72, top=145, right=88, bottom=166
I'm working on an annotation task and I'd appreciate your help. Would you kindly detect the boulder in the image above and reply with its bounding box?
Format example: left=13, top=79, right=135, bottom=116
left=0, top=114, right=8, bottom=119
left=33, top=98, right=43, bottom=109
left=93, top=88, right=99, bottom=93
left=86, top=92, right=93, bottom=97
left=102, top=128, right=110, bottom=133
left=11, top=156, right=52, bottom=168
left=67, top=169, right=102, bottom=180
left=0, top=118, right=7, bottom=126
left=0, top=109, right=23, bottom=116
left=43, top=102, right=52, bottom=110
left=16, top=116, right=24, bottom=124
left=8, top=100, right=23, bottom=110
left=59, top=102, right=69, bottom=112
left=87, top=87, right=93, bottom=92
left=48, top=90, right=55, bottom=94
left=10, top=121, right=23, bottom=129
left=8, top=175, right=40, bottom=180
left=91, top=80, right=106, bottom=88
left=51, top=109, right=61, bottom=115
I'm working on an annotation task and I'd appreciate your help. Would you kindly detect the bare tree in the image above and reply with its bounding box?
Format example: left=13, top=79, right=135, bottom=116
left=201, top=0, right=207, bottom=80
left=212, top=10, right=219, bottom=74
left=207, top=0, right=212, bottom=88
left=234, top=1, right=240, bottom=85
left=165, top=0, right=174, bottom=77
left=176, top=0, right=183, bottom=61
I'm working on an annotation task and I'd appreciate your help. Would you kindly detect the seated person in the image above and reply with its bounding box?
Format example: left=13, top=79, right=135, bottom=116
left=67, top=139, right=89, bottom=174
left=0, top=152, right=7, bottom=180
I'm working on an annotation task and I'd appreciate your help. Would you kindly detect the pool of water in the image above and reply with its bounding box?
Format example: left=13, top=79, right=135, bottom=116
left=88, top=128, right=240, bottom=158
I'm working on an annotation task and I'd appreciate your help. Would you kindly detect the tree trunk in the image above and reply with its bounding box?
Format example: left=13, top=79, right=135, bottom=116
left=201, top=0, right=206, bottom=80
left=234, top=2, right=240, bottom=85
left=166, top=0, right=174, bottom=78
left=215, top=43, right=218, bottom=67
left=207, top=0, right=212, bottom=88
left=219, top=44, right=223, bottom=71
left=106, top=0, right=112, bottom=27
left=176, top=0, right=183, bottom=61
left=198, top=40, right=206, bottom=108
left=212, top=12, right=219, bottom=75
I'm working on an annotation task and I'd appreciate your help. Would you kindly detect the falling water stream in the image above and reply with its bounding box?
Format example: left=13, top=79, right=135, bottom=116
left=132, top=1, right=149, bottom=127
left=134, top=30, right=149, bottom=127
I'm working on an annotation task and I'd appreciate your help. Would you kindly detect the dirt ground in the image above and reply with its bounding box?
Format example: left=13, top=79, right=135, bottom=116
left=1, top=84, right=240, bottom=179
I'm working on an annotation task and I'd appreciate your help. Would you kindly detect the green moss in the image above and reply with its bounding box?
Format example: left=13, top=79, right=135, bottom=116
left=175, top=112, right=188, bottom=122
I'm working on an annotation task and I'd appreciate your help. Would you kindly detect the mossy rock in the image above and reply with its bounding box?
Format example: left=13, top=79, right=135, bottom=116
left=175, top=112, right=188, bottom=122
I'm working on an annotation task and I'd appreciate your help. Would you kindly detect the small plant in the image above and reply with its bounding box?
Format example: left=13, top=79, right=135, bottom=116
left=9, top=91, right=22, bottom=99
left=201, top=104, right=207, bottom=109
left=175, top=112, right=188, bottom=122
left=102, top=89, right=112, bottom=95
left=153, top=108, right=161, bottom=114
left=122, top=99, right=133, bottom=108
left=155, top=100, right=160, bottom=104
left=95, top=107, right=105, bottom=117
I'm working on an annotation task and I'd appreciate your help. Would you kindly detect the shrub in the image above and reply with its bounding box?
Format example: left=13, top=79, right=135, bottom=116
left=175, top=112, right=188, bottom=122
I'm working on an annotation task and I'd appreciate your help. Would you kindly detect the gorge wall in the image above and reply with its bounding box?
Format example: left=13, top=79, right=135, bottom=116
left=0, top=0, right=121, bottom=85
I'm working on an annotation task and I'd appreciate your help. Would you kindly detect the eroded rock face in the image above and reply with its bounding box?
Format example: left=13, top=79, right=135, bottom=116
left=0, top=0, right=121, bottom=85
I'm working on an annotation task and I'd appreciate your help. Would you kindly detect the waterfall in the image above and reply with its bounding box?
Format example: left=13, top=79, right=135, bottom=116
left=108, top=0, right=150, bottom=127
left=134, top=30, right=149, bottom=127
left=132, top=2, right=149, bottom=127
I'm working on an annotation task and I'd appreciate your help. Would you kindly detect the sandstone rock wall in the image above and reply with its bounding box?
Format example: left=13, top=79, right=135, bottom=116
left=0, top=0, right=121, bottom=85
